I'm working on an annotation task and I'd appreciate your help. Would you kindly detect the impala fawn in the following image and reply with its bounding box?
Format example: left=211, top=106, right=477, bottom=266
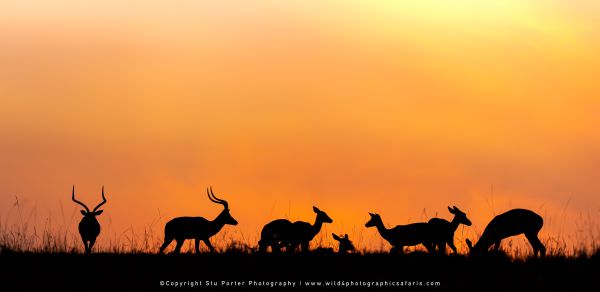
left=313, top=233, right=355, bottom=254
left=332, top=233, right=355, bottom=253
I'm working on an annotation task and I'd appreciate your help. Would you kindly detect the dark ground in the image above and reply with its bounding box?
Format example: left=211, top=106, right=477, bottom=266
left=0, top=251, right=598, bottom=291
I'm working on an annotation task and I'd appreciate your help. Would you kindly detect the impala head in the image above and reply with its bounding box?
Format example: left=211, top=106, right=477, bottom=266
left=465, top=238, right=485, bottom=255
left=72, top=185, right=107, bottom=218
left=332, top=233, right=355, bottom=252
left=365, top=213, right=382, bottom=227
left=313, top=206, right=333, bottom=224
left=208, top=187, right=238, bottom=226
left=448, top=206, right=472, bottom=226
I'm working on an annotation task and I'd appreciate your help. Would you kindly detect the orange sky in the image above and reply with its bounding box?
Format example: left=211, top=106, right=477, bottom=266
left=1, top=1, right=599, bottom=253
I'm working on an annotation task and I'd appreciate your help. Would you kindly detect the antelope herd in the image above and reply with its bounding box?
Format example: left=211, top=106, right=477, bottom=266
left=71, top=186, right=546, bottom=256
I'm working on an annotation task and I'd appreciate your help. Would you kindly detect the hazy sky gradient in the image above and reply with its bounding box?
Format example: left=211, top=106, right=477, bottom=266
left=1, top=1, right=599, bottom=252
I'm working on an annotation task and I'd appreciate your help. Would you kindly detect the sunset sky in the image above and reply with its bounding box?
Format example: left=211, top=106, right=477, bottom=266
left=1, top=1, right=599, bottom=252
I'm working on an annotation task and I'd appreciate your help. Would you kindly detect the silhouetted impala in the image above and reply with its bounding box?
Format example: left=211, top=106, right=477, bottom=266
left=258, top=206, right=333, bottom=253
left=365, top=213, right=433, bottom=253
left=72, top=185, right=107, bottom=254
left=466, top=208, right=545, bottom=257
left=159, top=187, right=238, bottom=254
left=332, top=233, right=355, bottom=253
left=313, top=234, right=355, bottom=254
left=428, top=206, right=472, bottom=254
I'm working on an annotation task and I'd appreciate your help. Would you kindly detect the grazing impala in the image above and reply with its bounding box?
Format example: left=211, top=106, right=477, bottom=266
left=466, top=209, right=545, bottom=257
left=72, top=185, right=107, bottom=254
left=365, top=213, right=433, bottom=253
left=428, top=206, right=472, bottom=254
left=258, top=206, right=333, bottom=253
left=159, top=187, right=238, bottom=254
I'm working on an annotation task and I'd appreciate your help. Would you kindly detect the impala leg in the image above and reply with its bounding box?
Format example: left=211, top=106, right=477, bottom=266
left=301, top=242, right=309, bottom=253
left=539, top=240, right=546, bottom=257
left=391, top=246, right=403, bottom=254
left=286, top=243, right=296, bottom=253
left=435, top=242, right=444, bottom=254
left=493, top=240, right=501, bottom=251
left=81, top=238, right=88, bottom=254
left=88, top=238, right=96, bottom=254
left=195, top=239, right=201, bottom=254
left=173, top=239, right=184, bottom=254
left=258, top=240, right=267, bottom=253
left=429, top=242, right=437, bottom=253
left=447, top=240, right=457, bottom=254
left=425, top=242, right=435, bottom=254
left=277, top=242, right=287, bottom=253
left=203, top=239, right=215, bottom=252
left=271, top=242, right=281, bottom=253
left=525, top=232, right=545, bottom=257
left=159, top=238, right=173, bottom=254
left=423, top=242, right=432, bottom=253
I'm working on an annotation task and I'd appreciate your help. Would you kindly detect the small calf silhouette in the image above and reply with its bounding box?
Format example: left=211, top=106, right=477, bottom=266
left=258, top=206, right=333, bottom=253
left=72, top=185, right=107, bottom=254
left=428, top=206, right=472, bottom=254
left=332, top=233, right=355, bottom=253
left=466, top=208, right=545, bottom=257
left=314, top=233, right=355, bottom=254
left=365, top=213, right=433, bottom=254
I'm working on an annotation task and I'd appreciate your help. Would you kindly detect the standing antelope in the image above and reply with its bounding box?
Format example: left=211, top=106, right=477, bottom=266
left=159, top=187, right=238, bottom=254
left=258, top=206, right=333, bottom=253
left=72, top=185, right=107, bottom=254
left=428, top=206, right=472, bottom=254
left=465, top=209, right=545, bottom=257
left=365, top=213, right=433, bottom=253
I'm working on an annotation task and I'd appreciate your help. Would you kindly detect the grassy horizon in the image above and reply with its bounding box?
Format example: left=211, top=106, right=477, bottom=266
left=2, top=197, right=598, bottom=258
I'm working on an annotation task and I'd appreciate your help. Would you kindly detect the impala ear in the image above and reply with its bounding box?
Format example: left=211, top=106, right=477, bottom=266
left=313, top=206, right=320, bottom=213
left=332, top=233, right=340, bottom=240
left=448, top=206, right=455, bottom=214
left=95, top=210, right=104, bottom=215
left=344, top=234, right=349, bottom=239
left=80, top=210, right=87, bottom=216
